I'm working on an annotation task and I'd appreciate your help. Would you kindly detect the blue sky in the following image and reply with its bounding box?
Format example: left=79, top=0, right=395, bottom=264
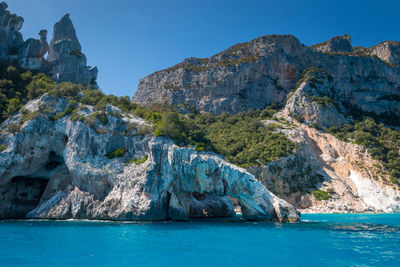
left=8, top=0, right=400, bottom=97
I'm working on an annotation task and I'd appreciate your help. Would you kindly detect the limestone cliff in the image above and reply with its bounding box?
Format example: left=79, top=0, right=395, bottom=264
left=0, top=2, right=97, bottom=86
left=133, top=34, right=400, bottom=121
left=133, top=32, right=400, bottom=213
left=0, top=94, right=299, bottom=222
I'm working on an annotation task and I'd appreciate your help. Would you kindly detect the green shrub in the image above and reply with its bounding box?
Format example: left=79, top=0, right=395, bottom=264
left=51, top=101, right=79, bottom=120
left=87, top=112, right=108, bottom=125
left=6, top=98, right=21, bottom=115
left=310, top=95, right=336, bottom=108
left=125, top=155, right=148, bottom=166
left=0, top=144, right=6, bottom=152
left=7, top=123, right=21, bottom=134
left=106, top=148, right=126, bottom=159
left=312, top=189, right=330, bottom=201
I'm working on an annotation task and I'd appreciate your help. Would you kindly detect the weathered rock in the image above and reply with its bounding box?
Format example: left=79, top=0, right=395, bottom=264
left=133, top=34, right=400, bottom=120
left=47, top=14, right=81, bottom=61
left=312, top=35, right=353, bottom=53
left=18, top=30, right=49, bottom=69
left=370, top=41, right=400, bottom=66
left=46, top=14, right=97, bottom=85
left=19, top=30, right=48, bottom=59
left=284, top=68, right=350, bottom=128
left=0, top=3, right=98, bottom=86
left=0, top=1, right=24, bottom=57
left=0, top=94, right=300, bottom=222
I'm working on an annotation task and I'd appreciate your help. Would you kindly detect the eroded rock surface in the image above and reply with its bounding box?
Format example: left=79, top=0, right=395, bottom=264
left=0, top=94, right=299, bottom=222
left=0, top=2, right=97, bottom=86
left=312, top=35, right=352, bottom=53
left=134, top=34, right=400, bottom=119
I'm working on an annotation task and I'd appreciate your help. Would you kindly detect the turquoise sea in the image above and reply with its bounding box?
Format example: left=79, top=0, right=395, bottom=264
left=0, top=214, right=399, bottom=266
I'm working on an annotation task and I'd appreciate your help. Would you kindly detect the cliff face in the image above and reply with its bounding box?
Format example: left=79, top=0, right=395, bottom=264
left=0, top=2, right=97, bottom=86
left=250, top=113, right=400, bottom=213
left=133, top=34, right=400, bottom=121
left=0, top=94, right=299, bottom=222
left=133, top=32, right=400, bottom=213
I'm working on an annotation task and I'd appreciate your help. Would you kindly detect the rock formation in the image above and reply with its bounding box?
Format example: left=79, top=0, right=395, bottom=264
left=0, top=2, right=97, bottom=86
left=0, top=1, right=24, bottom=58
left=0, top=94, right=299, bottom=222
left=133, top=34, right=400, bottom=126
left=18, top=30, right=49, bottom=69
left=46, top=14, right=98, bottom=85
left=370, top=41, right=400, bottom=66
left=312, top=34, right=353, bottom=53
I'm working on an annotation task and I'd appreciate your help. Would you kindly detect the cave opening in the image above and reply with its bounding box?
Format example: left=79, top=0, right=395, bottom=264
left=4, top=151, right=67, bottom=219
left=9, top=176, right=49, bottom=218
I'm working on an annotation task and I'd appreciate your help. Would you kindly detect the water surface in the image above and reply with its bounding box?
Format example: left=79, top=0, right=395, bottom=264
left=0, top=214, right=399, bottom=266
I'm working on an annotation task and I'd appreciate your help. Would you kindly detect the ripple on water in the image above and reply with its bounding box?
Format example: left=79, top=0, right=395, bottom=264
left=0, top=214, right=399, bottom=266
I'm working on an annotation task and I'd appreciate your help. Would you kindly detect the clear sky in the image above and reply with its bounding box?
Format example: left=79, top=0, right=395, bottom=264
left=7, top=0, right=400, bottom=97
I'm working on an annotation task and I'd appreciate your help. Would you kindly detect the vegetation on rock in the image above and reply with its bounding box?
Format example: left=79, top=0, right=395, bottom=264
left=126, top=155, right=148, bottom=166
left=153, top=105, right=298, bottom=167
left=106, top=148, right=127, bottom=159
left=327, top=118, right=400, bottom=184
left=312, top=189, right=331, bottom=201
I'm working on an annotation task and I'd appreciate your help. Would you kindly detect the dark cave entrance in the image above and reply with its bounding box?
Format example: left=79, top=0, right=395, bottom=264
left=5, top=151, right=66, bottom=219
left=9, top=176, right=49, bottom=218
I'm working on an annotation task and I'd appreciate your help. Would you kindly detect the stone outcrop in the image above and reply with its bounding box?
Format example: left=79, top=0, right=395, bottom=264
left=312, top=35, right=353, bottom=53
left=18, top=30, right=49, bottom=69
left=0, top=2, right=97, bottom=86
left=370, top=41, right=400, bottom=66
left=0, top=1, right=23, bottom=58
left=133, top=34, right=400, bottom=121
left=284, top=68, right=350, bottom=128
left=0, top=94, right=299, bottom=222
left=46, top=14, right=98, bottom=85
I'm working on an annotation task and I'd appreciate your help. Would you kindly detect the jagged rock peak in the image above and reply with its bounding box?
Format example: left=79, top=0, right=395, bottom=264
left=0, top=1, right=23, bottom=30
left=0, top=2, right=98, bottom=87
left=48, top=13, right=81, bottom=61
left=0, top=1, right=24, bottom=57
left=312, top=34, right=353, bottom=53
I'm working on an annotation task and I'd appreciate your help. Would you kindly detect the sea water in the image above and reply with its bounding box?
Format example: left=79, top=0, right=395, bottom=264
left=0, top=214, right=399, bottom=266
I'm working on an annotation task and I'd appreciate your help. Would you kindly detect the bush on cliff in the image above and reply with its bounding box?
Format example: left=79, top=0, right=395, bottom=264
left=152, top=106, right=298, bottom=168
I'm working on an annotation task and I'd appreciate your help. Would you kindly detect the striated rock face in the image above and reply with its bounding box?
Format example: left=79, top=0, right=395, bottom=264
left=46, top=14, right=98, bottom=85
left=312, top=35, right=352, bottom=53
left=134, top=34, right=400, bottom=119
left=47, top=14, right=81, bottom=61
left=0, top=94, right=299, bottom=222
left=0, top=2, right=97, bottom=86
left=370, top=41, right=400, bottom=66
left=18, top=30, right=49, bottom=69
